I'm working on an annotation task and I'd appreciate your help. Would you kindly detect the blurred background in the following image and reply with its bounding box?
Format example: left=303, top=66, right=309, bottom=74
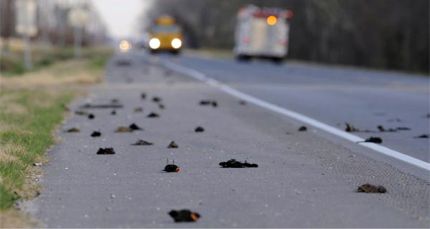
left=0, top=0, right=429, bottom=75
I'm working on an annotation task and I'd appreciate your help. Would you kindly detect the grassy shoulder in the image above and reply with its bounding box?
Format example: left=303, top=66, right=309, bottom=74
left=0, top=51, right=110, bottom=226
left=1, top=38, right=111, bottom=76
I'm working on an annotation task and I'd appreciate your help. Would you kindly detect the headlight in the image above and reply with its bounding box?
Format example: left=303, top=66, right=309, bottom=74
left=149, top=38, right=161, bottom=49
left=171, top=38, right=182, bottom=49
left=119, top=40, right=131, bottom=52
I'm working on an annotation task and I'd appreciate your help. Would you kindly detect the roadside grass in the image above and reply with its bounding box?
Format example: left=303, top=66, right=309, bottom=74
left=1, top=38, right=111, bottom=76
left=0, top=49, right=110, bottom=226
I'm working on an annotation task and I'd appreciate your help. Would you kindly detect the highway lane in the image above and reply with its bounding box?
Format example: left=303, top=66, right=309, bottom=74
left=25, top=52, right=430, bottom=227
left=161, top=54, right=430, bottom=163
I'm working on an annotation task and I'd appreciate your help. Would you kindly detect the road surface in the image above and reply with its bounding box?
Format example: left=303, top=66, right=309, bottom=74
left=26, top=51, right=430, bottom=227
left=167, top=53, right=430, bottom=163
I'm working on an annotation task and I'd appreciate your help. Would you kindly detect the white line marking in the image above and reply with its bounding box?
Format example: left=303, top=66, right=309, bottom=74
left=164, top=61, right=430, bottom=172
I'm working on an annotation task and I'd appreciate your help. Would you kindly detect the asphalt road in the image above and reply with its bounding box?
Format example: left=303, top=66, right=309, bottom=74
left=164, top=53, right=430, bottom=163
left=26, top=51, right=430, bottom=227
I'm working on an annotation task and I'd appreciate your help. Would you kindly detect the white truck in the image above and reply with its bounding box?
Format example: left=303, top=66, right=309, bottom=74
left=234, top=5, right=293, bottom=63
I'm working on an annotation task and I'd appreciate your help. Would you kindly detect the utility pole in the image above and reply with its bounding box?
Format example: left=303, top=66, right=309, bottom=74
left=68, top=4, right=88, bottom=58
left=15, top=0, right=37, bottom=70
left=73, top=25, right=82, bottom=58
left=23, top=30, right=32, bottom=69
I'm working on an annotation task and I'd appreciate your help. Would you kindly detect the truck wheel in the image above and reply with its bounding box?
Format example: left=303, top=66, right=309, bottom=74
left=271, top=57, right=283, bottom=64
left=237, top=55, right=251, bottom=62
left=170, top=50, right=181, bottom=55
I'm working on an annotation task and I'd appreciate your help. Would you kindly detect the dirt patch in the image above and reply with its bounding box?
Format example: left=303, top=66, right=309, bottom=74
left=0, top=209, right=37, bottom=228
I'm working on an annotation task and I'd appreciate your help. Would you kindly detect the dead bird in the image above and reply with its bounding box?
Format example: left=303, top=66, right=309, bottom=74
left=152, top=96, right=161, bottom=103
left=345, top=122, right=359, bottom=132
left=115, top=126, right=133, bottom=133
left=147, top=112, right=160, bottom=118
left=88, top=113, right=95, bottom=119
left=363, top=137, right=383, bottom=144
left=396, top=127, right=410, bottom=131
left=199, top=100, right=211, bottom=105
left=167, top=141, right=178, bottom=148
left=219, top=159, right=258, bottom=168
left=377, top=125, right=397, bottom=132
left=298, top=126, right=307, bottom=132
left=129, top=123, right=143, bottom=131
left=357, top=183, right=387, bottom=193
left=168, top=209, right=200, bottom=222
left=134, top=107, right=143, bottom=113
left=91, top=131, right=101, bottom=137
left=65, top=127, right=80, bottom=133
left=199, top=100, right=217, bottom=107
left=163, top=159, right=180, bottom=172
left=194, top=126, right=205, bottom=132
left=81, top=103, right=124, bottom=109
left=75, top=110, right=88, bottom=116
left=141, top=93, right=146, bottom=100
left=414, top=134, right=429, bottom=139
left=132, top=139, right=153, bottom=146
left=96, top=148, right=115, bottom=155
left=111, top=110, right=116, bottom=115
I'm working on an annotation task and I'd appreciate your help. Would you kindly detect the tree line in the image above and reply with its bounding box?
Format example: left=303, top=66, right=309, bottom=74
left=141, top=0, right=429, bottom=73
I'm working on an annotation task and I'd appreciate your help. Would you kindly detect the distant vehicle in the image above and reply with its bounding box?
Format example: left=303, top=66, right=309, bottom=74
left=148, top=16, right=183, bottom=54
left=118, top=39, right=132, bottom=52
left=234, top=5, right=293, bottom=63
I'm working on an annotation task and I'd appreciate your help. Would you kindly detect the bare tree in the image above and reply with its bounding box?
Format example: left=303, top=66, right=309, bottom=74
left=140, top=0, right=429, bottom=73
left=0, top=0, right=16, bottom=52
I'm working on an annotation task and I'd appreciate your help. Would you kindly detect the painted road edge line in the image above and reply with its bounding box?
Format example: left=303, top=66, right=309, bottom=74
left=164, top=61, right=430, bottom=172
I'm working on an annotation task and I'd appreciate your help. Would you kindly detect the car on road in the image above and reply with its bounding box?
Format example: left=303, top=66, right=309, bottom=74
left=117, top=39, right=132, bottom=52
left=148, top=15, right=183, bottom=54
left=234, top=5, right=293, bottom=63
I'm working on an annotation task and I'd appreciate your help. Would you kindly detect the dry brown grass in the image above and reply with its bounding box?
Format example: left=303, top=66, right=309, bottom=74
left=0, top=209, right=37, bottom=228
left=0, top=60, right=103, bottom=90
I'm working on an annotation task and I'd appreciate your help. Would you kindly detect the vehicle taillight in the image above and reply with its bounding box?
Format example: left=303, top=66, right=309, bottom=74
left=267, top=15, right=277, bottom=26
left=286, top=10, right=294, bottom=19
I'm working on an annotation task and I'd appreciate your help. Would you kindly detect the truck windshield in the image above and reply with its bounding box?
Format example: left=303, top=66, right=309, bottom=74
left=152, top=25, right=180, bottom=33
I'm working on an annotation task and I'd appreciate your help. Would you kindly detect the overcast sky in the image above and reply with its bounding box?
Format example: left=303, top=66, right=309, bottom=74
left=91, top=0, right=147, bottom=38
